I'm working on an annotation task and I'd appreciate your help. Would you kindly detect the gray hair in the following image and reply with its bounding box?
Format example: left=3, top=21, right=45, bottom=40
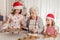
left=29, top=7, right=39, bottom=15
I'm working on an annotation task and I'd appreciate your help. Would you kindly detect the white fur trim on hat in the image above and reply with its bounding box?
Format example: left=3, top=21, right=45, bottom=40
left=46, top=17, right=54, bottom=20
left=46, top=17, right=55, bottom=22
left=13, top=6, right=23, bottom=9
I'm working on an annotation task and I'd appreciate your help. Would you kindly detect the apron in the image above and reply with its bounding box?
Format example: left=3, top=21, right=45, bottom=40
left=28, top=16, right=39, bottom=33
left=46, top=26, right=55, bottom=35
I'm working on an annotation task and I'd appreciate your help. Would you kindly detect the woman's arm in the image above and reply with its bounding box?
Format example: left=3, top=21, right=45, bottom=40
left=37, top=17, right=44, bottom=33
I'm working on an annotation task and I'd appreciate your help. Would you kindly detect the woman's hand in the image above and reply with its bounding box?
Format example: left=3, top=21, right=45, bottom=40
left=32, top=28, right=37, bottom=33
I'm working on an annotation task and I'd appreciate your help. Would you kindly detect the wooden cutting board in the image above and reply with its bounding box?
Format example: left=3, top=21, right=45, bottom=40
left=18, top=36, right=40, bottom=40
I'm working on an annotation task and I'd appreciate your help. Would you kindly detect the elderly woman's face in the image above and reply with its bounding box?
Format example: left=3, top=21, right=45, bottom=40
left=30, top=8, right=37, bottom=17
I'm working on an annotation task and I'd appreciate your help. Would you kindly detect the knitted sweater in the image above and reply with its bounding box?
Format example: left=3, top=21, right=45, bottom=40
left=26, top=17, right=44, bottom=33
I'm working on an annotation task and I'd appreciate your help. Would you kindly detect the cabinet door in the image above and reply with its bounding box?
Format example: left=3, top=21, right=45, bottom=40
left=0, top=0, right=6, bottom=20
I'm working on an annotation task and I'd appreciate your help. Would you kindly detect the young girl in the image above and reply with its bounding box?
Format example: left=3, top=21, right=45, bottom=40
left=1, top=1, right=24, bottom=33
left=44, top=13, right=58, bottom=38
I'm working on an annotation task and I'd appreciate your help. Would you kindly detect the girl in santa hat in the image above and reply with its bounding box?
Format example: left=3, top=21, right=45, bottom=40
left=1, top=1, right=24, bottom=34
left=43, top=13, right=59, bottom=38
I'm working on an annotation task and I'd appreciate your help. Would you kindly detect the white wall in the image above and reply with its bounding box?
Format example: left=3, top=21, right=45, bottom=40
left=23, top=0, right=60, bottom=33
left=1, top=0, right=60, bottom=33
left=0, top=0, right=17, bottom=20
left=24, top=0, right=57, bottom=24
left=6, top=0, right=16, bottom=15
left=56, top=0, right=60, bottom=33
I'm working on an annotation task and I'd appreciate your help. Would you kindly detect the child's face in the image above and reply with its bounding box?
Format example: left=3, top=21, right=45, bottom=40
left=15, top=9, right=21, bottom=13
left=46, top=18, right=52, bottom=25
left=30, top=8, right=36, bottom=18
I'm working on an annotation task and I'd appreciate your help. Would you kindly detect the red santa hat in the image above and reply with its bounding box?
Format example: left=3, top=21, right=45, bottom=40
left=13, top=1, right=23, bottom=9
left=46, top=13, right=55, bottom=20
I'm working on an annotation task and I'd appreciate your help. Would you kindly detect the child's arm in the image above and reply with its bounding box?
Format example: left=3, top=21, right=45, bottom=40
left=43, top=26, right=47, bottom=34
left=2, top=16, right=10, bottom=27
left=3, top=17, right=10, bottom=24
left=54, top=26, right=59, bottom=34
left=4, top=14, right=12, bottom=24
left=1, top=17, right=10, bottom=30
left=20, top=20, right=24, bottom=26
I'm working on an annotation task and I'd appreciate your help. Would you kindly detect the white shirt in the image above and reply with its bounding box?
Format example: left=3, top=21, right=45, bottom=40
left=8, top=14, right=24, bottom=28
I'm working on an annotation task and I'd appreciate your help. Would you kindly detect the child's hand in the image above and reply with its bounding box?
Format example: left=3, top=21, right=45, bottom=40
left=20, top=20, right=24, bottom=26
left=47, top=32, right=51, bottom=35
left=43, top=32, right=46, bottom=34
left=55, top=30, right=58, bottom=35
